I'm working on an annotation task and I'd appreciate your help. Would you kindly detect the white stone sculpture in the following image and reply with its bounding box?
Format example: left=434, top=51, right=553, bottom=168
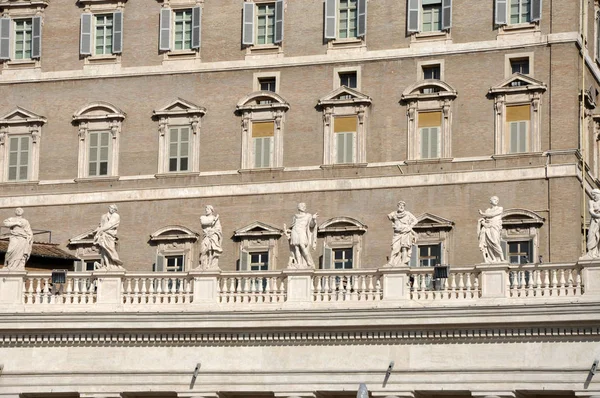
left=477, top=196, right=505, bottom=263
left=197, top=205, right=222, bottom=270
left=583, top=188, right=600, bottom=259
left=387, top=200, right=418, bottom=267
left=284, top=202, right=318, bottom=269
left=2, top=208, right=33, bottom=271
left=93, top=204, right=124, bottom=270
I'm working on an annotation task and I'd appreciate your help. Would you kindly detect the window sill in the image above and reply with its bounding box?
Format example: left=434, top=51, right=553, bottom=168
left=84, top=54, right=120, bottom=65
left=320, top=163, right=368, bottom=169
left=411, top=30, right=451, bottom=44
left=405, top=157, right=453, bottom=165
left=155, top=171, right=200, bottom=178
left=3, top=59, right=40, bottom=70
left=0, top=180, right=39, bottom=186
left=75, top=176, right=120, bottom=183
left=245, top=44, right=283, bottom=59
left=162, top=49, right=201, bottom=64
left=326, top=37, right=366, bottom=54
left=238, top=167, right=284, bottom=174
left=492, top=152, right=544, bottom=159
left=497, top=23, right=539, bottom=37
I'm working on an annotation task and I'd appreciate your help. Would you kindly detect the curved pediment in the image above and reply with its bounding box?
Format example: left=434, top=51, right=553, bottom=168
left=0, top=107, right=46, bottom=125
left=318, top=216, right=368, bottom=233
left=73, top=101, right=126, bottom=121
left=236, top=91, right=290, bottom=112
left=401, top=80, right=457, bottom=102
left=153, top=98, right=206, bottom=118
left=502, top=208, right=545, bottom=226
left=149, top=225, right=199, bottom=242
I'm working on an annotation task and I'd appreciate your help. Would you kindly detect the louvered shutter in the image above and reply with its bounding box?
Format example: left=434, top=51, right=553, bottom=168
left=80, top=13, right=92, bottom=55
left=239, top=248, right=249, bottom=271
left=324, top=0, right=337, bottom=40
left=357, top=0, right=367, bottom=38
left=32, top=16, right=42, bottom=59
left=274, top=0, right=284, bottom=44
left=409, top=245, right=418, bottom=267
left=0, top=17, right=9, bottom=60
left=159, top=8, right=171, bottom=51
left=322, top=246, right=332, bottom=269
left=439, top=242, right=444, bottom=265
left=531, top=0, right=542, bottom=22
left=407, top=0, right=420, bottom=33
left=501, top=240, right=508, bottom=261
left=74, top=260, right=83, bottom=272
left=242, top=2, right=254, bottom=46
left=596, top=14, right=600, bottom=64
left=526, top=240, right=533, bottom=263
left=112, top=11, right=123, bottom=54
left=495, top=0, right=507, bottom=26
left=441, top=0, right=452, bottom=30
left=191, top=6, right=201, bottom=49
left=154, top=254, right=165, bottom=272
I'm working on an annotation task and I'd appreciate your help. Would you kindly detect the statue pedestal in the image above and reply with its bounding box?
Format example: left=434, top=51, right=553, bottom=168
left=282, top=269, right=314, bottom=304
left=0, top=269, right=26, bottom=305
left=577, top=259, right=600, bottom=296
left=476, top=262, right=510, bottom=298
left=93, top=270, right=126, bottom=305
left=379, top=266, right=410, bottom=302
left=189, top=269, right=219, bottom=304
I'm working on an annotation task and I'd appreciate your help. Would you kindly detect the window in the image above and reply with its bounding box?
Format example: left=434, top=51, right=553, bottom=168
left=318, top=217, right=367, bottom=269
left=159, top=6, right=201, bottom=53
left=94, top=14, right=113, bottom=55
left=338, top=0, right=358, bottom=38
left=234, top=221, right=283, bottom=271
left=509, top=0, right=530, bottom=24
left=421, top=0, right=442, bottom=32
left=507, top=241, right=531, bottom=264
left=259, top=77, right=277, bottom=92
left=411, top=213, right=454, bottom=266
left=14, top=19, right=33, bottom=60
left=0, top=107, right=44, bottom=183
left=339, top=71, right=357, bottom=89
left=242, top=0, right=284, bottom=48
left=501, top=208, right=544, bottom=265
left=324, top=0, right=366, bottom=42
left=510, top=58, right=529, bottom=75
left=401, top=81, right=456, bottom=160
left=237, top=92, right=289, bottom=170
left=318, top=86, right=371, bottom=166
left=80, top=11, right=123, bottom=58
left=489, top=75, right=545, bottom=155
left=495, top=0, right=541, bottom=26
left=256, top=3, right=275, bottom=44
left=84, top=260, right=97, bottom=271
left=418, top=244, right=441, bottom=267
left=73, top=102, right=125, bottom=179
left=69, top=229, right=102, bottom=270
left=174, top=9, right=192, bottom=50
left=165, top=255, right=185, bottom=272
left=150, top=226, right=200, bottom=272
left=407, top=0, right=451, bottom=35
left=0, top=16, right=41, bottom=62
left=423, top=64, right=441, bottom=80
left=153, top=99, right=205, bottom=175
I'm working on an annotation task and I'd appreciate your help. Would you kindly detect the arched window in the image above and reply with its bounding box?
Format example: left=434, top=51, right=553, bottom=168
left=149, top=225, right=200, bottom=272
left=501, top=208, right=545, bottom=264
left=318, top=217, right=367, bottom=269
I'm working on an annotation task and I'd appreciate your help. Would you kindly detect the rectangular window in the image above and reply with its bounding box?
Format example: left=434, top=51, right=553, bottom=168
left=259, top=77, right=277, bottom=92
left=417, top=111, right=442, bottom=159
left=510, top=0, right=530, bottom=24
left=252, top=121, right=274, bottom=168
left=339, top=71, right=357, bottom=88
left=174, top=9, right=192, bottom=50
left=418, top=244, right=441, bottom=267
left=88, top=131, right=110, bottom=177
left=168, top=126, right=190, bottom=172
left=14, top=19, right=33, bottom=60
left=256, top=3, right=275, bottom=45
left=333, top=116, right=357, bottom=164
left=510, top=58, right=530, bottom=75
left=333, top=248, right=353, bottom=269
left=250, top=251, right=269, bottom=271
left=8, top=136, right=30, bottom=181
left=423, top=65, right=441, bottom=80
left=94, top=14, right=113, bottom=55
left=421, top=0, right=442, bottom=32
left=508, top=241, right=531, bottom=264
left=165, top=255, right=185, bottom=272
left=338, top=0, right=358, bottom=39
left=84, top=260, right=97, bottom=271
left=506, top=105, right=530, bottom=153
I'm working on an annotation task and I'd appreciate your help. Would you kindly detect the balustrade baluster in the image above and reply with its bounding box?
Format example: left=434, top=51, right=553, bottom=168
left=559, top=269, right=566, bottom=296
left=313, top=276, right=321, bottom=302
left=473, top=273, right=480, bottom=298
left=25, top=278, right=33, bottom=304
left=551, top=269, right=558, bottom=296
left=464, top=272, right=472, bottom=298
left=359, top=275, right=367, bottom=300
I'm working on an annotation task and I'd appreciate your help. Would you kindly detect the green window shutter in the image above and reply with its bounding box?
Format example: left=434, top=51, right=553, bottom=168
left=154, top=254, right=165, bottom=272
left=431, top=127, right=439, bottom=158
left=32, top=16, right=42, bottom=59
left=191, top=6, right=201, bottom=49
left=80, top=13, right=93, bottom=55
left=323, top=246, right=332, bottom=269
left=242, top=2, right=254, bottom=46
left=409, top=244, right=418, bottom=267
left=510, top=122, right=518, bottom=153
left=112, top=11, right=123, bottom=54
left=407, top=0, right=420, bottom=33
left=531, top=0, right=542, bottom=22
left=357, top=0, right=367, bottom=37
left=324, top=0, right=337, bottom=39
left=441, top=0, right=452, bottom=30
left=0, top=17, right=10, bottom=60
left=274, top=0, right=284, bottom=43
left=495, top=0, right=507, bottom=26
left=518, top=121, right=527, bottom=153
left=421, top=127, right=429, bottom=159
left=159, top=8, right=172, bottom=51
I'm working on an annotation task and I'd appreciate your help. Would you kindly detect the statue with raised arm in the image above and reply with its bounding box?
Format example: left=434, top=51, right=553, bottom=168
left=387, top=200, right=418, bottom=267
left=285, top=202, right=318, bottom=269
left=477, top=196, right=505, bottom=263
left=583, top=189, right=600, bottom=259
left=2, top=208, right=33, bottom=271
left=93, top=204, right=124, bottom=270
left=197, top=205, right=222, bottom=270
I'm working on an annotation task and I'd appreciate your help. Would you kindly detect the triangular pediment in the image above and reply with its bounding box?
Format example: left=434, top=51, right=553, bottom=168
left=234, top=221, right=283, bottom=237
left=0, top=107, right=46, bottom=124
left=154, top=98, right=206, bottom=116
left=68, top=229, right=96, bottom=245
left=319, top=86, right=372, bottom=103
left=490, top=74, right=546, bottom=92
left=414, top=213, right=454, bottom=229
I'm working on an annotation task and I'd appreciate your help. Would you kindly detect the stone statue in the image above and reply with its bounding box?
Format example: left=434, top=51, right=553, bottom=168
left=387, top=200, right=418, bottom=267
left=477, top=196, right=505, bottom=263
left=583, top=188, right=600, bottom=259
left=2, top=208, right=33, bottom=271
left=198, top=205, right=222, bottom=270
left=284, top=202, right=318, bottom=269
left=93, top=204, right=124, bottom=270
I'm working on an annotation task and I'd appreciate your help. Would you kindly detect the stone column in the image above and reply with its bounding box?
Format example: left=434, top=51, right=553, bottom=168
left=476, top=263, right=510, bottom=298
left=0, top=270, right=26, bottom=305
left=379, top=267, right=410, bottom=301
left=189, top=269, right=219, bottom=305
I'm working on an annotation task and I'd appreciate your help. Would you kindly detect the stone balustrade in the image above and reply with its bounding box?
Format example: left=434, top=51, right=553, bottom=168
left=0, top=261, right=598, bottom=311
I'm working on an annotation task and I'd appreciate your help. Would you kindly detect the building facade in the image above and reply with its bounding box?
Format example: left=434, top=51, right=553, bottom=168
left=0, top=0, right=600, bottom=397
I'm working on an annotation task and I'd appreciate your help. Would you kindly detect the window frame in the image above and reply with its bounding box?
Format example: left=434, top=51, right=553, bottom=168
left=318, top=217, right=367, bottom=270
left=159, top=2, right=201, bottom=62
left=500, top=208, right=545, bottom=265
left=13, top=18, right=33, bottom=61
left=78, top=0, right=125, bottom=65
left=333, top=66, right=361, bottom=90
left=150, top=225, right=200, bottom=272
left=411, top=212, right=454, bottom=267
left=504, top=52, right=534, bottom=78
left=253, top=71, right=280, bottom=93
left=234, top=221, right=283, bottom=271
left=324, top=0, right=367, bottom=53
left=87, top=129, right=112, bottom=177
left=243, top=0, right=284, bottom=58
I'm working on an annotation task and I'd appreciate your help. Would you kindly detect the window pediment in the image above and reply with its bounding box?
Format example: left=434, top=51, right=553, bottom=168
left=502, top=208, right=545, bottom=226
left=234, top=221, right=283, bottom=239
left=236, top=91, right=290, bottom=113
left=68, top=229, right=97, bottom=246
left=0, top=107, right=46, bottom=126
left=149, top=225, right=199, bottom=242
left=489, top=74, right=546, bottom=95
left=0, top=0, right=49, bottom=11
left=73, top=101, right=126, bottom=122
left=153, top=98, right=206, bottom=118
left=401, top=80, right=457, bottom=102
left=414, top=213, right=454, bottom=230
left=318, top=217, right=368, bottom=234
left=318, top=86, right=372, bottom=107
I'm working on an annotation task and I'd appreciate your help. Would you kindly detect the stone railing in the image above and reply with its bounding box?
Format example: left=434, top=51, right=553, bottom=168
left=0, top=261, right=598, bottom=311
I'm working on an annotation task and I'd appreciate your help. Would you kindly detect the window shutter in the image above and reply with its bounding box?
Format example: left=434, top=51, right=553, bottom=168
left=154, top=254, right=165, bottom=272
left=596, top=14, right=600, bottom=64
left=409, top=244, right=418, bottom=267
left=439, top=242, right=444, bottom=265
left=80, top=13, right=92, bottom=55
left=159, top=8, right=172, bottom=51
left=407, top=0, right=420, bottom=33
left=501, top=240, right=508, bottom=260
left=74, top=260, right=83, bottom=272
left=242, top=2, right=254, bottom=46
left=531, top=0, right=542, bottom=22
left=323, top=246, right=332, bottom=269
left=112, top=11, right=123, bottom=54
left=0, top=17, right=9, bottom=60
left=324, top=0, right=337, bottom=40
left=357, top=0, right=367, bottom=38
left=32, top=16, right=42, bottom=59
left=494, top=0, right=507, bottom=26
left=431, top=127, right=439, bottom=158
left=441, top=0, right=452, bottom=30
left=191, top=6, right=201, bottom=49
left=527, top=240, right=533, bottom=263
left=239, top=248, right=249, bottom=271
left=274, top=0, right=284, bottom=44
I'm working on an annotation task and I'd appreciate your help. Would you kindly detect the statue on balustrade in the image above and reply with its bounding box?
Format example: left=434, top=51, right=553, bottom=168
left=197, top=205, right=222, bottom=270
left=284, top=202, right=318, bottom=269
left=387, top=200, right=418, bottom=267
left=477, top=196, right=505, bottom=263
left=583, top=188, right=600, bottom=259
left=2, top=208, right=33, bottom=271
left=93, top=204, right=124, bottom=271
